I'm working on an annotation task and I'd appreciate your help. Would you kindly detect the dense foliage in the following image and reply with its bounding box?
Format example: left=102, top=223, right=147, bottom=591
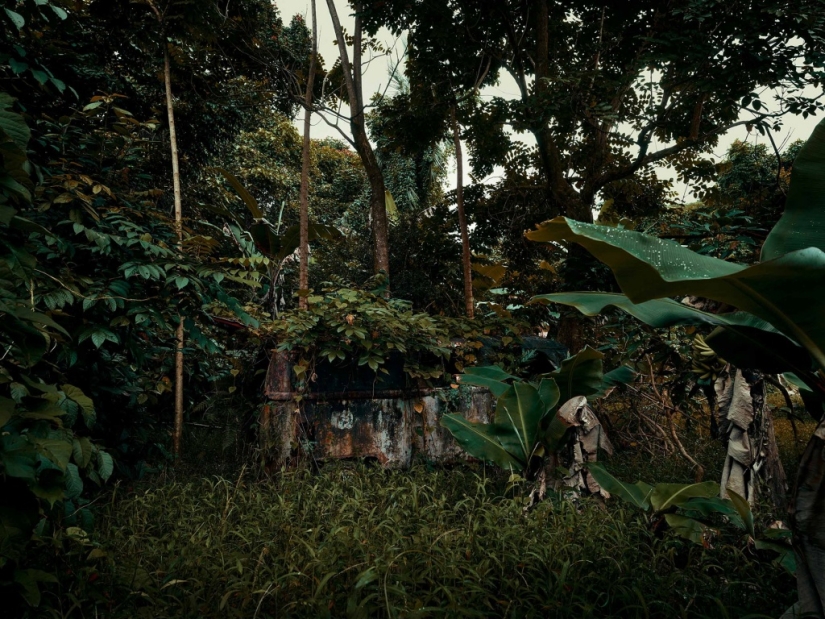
left=1, top=0, right=824, bottom=614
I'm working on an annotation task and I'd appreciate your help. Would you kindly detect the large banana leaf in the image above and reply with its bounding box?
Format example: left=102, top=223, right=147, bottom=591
left=588, top=463, right=653, bottom=509
left=538, top=292, right=813, bottom=377
left=528, top=218, right=825, bottom=372
left=440, top=413, right=522, bottom=470
left=458, top=365, right=517, bottom=397
left=493, top=382, right=545, bottom=462
left=593, top=365, right=636, bottom=399
left=762, top=117, right=825, bottom=261
left=649, top=481, right=720, bottom=512
left=536, top=378, right=560, bottom=414
left=548, top=346, right=604, bottom=403
left=664, top=514, right=714, bottom=546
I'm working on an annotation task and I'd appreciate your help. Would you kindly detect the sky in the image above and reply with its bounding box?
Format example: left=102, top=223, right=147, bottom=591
left=278, top=0, right=822, bottom=204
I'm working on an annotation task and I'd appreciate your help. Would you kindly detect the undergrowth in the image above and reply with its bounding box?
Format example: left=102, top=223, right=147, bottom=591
left=24, top=463, right=795, bottom=619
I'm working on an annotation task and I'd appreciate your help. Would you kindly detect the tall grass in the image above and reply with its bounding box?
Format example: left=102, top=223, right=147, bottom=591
left=33, top=463, right=794, bottom=619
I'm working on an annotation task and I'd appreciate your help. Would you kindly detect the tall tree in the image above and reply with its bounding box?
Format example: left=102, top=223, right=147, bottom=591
left=368, top=0, right=825, bottom=344
left=325, top=0, right=391, bottom=280
left=298, top=1, right=318, bottom=310
left=144, top=0, right=186, bottom=458
left=452, top=106, right=473, bottom=318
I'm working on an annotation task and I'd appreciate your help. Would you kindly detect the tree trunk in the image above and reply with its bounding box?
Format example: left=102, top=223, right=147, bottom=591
left=298, top=0, right=317, bottom=311
left=713, top=368, right=786, bottom=509
left=785, top=418, right=825, bottom=618
left=163, top=44, right=185, bottom=460
left=451, top=107, right=474, bottom=318
left=325, top=0, right=390, bottom=280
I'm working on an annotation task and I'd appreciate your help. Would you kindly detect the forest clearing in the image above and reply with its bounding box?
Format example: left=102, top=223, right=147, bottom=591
left=2, top=1, right=825, bottom=617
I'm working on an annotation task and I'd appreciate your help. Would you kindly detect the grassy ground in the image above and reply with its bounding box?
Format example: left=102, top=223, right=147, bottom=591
left=27, top=461, right=797, bottom=619
left=20, top=397, right=813, bottom=619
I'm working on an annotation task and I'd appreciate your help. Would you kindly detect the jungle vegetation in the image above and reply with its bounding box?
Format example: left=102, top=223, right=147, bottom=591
left=1, top=0, right=825, bottom=617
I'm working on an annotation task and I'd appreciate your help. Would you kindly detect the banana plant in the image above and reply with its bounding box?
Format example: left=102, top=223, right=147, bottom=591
left=527, top=118, right=825, bottom=615
left=440, top=347, right=631, bottom=482
left=588, top=463, right=795, bottom=572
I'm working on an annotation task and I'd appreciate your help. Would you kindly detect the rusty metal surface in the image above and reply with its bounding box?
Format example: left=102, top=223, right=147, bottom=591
left=261, top=388, right=494, bottom=468
left=262, top=350, right=495, bottom=467
left=266, top=389, right=438, bottom=402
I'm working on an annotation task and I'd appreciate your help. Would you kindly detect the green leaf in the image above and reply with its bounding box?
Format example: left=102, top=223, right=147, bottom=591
left=459, top=366, right=516, bottom=397
left=97, top=450, right=114, bottom=481
left=0, top=204, right=17, bottom=224
left=754, top=540, right=796, bottom=574
left=215, top=168, right=263, bottom=219
left=593, top=365, right=635, bottom=399
left=64, top=463, right=83, bottom=500
left=762, top=117, right=825, bottom=260
left=440, top=413, right=522, bottom=470
left=678, top=496, right=743, bottom=528
left=50, top=5, right=68, bottom=19
left=61, top=384, right=95, bottom=426
left=549, top=347, right=604, bottom=403
left=528, top=218, right=825, bottom=373
left=4, top=9, right=24, bottom=30
left=0, top=92, right=30, bottom=150
left=72, top=437, right=92, bottom=469
left=493, top=382, right=545, bottom=462
left=34, top=437, right=72, bottom=470
left=587, top=463, right=652, bottom=510
left=664, top=514, right=714, bottom=546
left=539, top=292, right=813, bottom=376
left=726, top=488, right=755, bottom=537
left=536, top=378, right=560, bottom=414
left=650, top=481, right=720, bottom=512
left=0, top=396, right=15, bottom=427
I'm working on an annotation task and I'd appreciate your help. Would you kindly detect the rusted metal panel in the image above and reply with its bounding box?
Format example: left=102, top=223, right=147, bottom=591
left=302, top=399, right=413, bottom=467
left=261, top=388, right=494, bottom=468
left=261, top=350, right=495, bottom=467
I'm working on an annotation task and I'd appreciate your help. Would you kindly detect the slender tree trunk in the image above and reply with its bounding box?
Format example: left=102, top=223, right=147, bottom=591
left=163, top=44, right=185, bottom=459
left=325, top=0, right=390, bottom=280
left=451, top=107, right=474, bottom=318
left=785, top=418, right=825, bottom=618
left=298, top=0, right=317, bottom=311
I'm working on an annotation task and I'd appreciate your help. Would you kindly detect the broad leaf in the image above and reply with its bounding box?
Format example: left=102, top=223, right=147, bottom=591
left=726, top=488, right=755, bottom=537
left=536, top=378, right=560, bottom=414
left=549, top=347, right=604, bottom=403
left=762, top=117, right=825, bottom=261
left=459, top=366, right=516, bottom=397
left=679, top=496, right=743, bottom=529
left=587, top=463, right=653, bottom=509
left=528, top=218, right=825, bottom=373
left=215, top=167, right=263, bottom=219
left=665, top=514, right=714, bottom=546
left=539, top=292, right=813, bottom=376
left=650, top=481, right=720, bottom=512
left=440, top=413, right=522, bottom=470
left=494, top=382, right=545, bottom=462
left=593, top=365, right=635, bottom=399
left=0, top=93, right=30, bottom=150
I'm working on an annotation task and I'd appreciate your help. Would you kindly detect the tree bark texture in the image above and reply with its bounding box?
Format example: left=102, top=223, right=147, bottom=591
left=298, top=0, right=317, bottom=311
left=713, top=368, right=786, bottom=510
left=451, top=107, right=474, bottom=318
left=325, top=0, right=390, bottom=280
left=785, top=418, right=825, bottom=618
left=163, top=44, right=185, bottom=459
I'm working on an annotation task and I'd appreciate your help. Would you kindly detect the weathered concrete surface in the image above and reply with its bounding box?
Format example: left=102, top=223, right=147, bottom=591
left=260, top=387, right=494, bottom=468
